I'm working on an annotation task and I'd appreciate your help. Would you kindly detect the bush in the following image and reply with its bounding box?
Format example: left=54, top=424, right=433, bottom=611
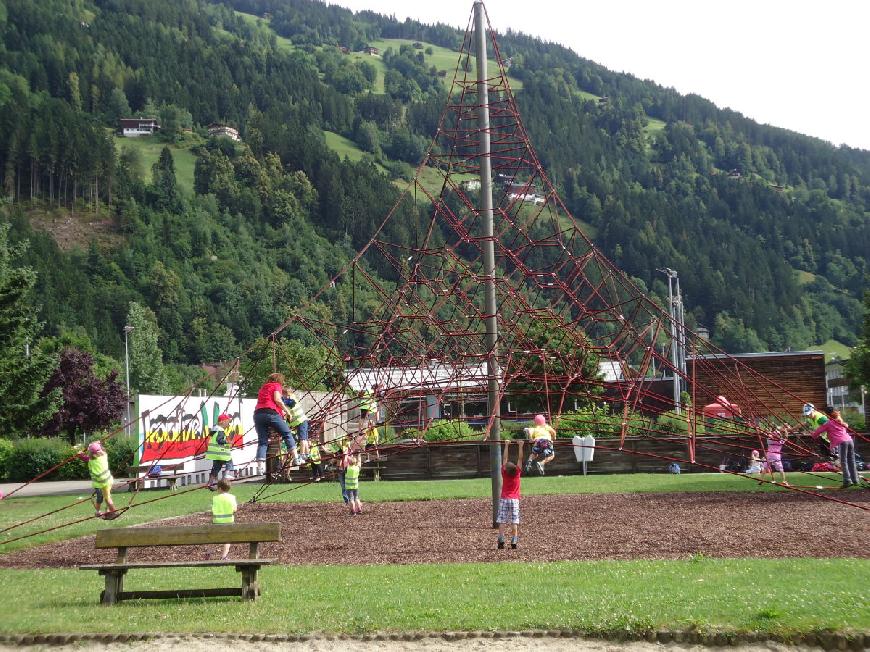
left=417, top=419, right=479, bottom=442
left=56, top=434, right=139, bottom=481
left=656, top=410, right=705, bottom=436
left=499, top=419, right=530, bottom=440
left=555, top=405, right=653, bottom=439
left=0, top=438, right=14, bottom=481
left=57, top=448, right=89, bottom=480
left=4, top=438, right=78, bottom=482
left=104, top=435, right=139, bottom=476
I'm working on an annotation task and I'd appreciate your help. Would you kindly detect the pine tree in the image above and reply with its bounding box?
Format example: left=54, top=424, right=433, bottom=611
left=125, top=301, right=168, bottom=394
left=0, top=223, right=60, bottom=435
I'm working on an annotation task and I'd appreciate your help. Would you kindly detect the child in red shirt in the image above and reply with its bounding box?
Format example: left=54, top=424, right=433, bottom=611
left=497, top=438, right=525, bottom=550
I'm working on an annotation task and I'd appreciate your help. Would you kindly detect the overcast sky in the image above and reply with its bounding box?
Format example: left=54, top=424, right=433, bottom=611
left=328, top=0, right=870, bottom=151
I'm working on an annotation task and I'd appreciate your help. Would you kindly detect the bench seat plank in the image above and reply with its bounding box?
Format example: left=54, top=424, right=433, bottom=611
left=80, top=559, right=274, bottom=571
left=95, top=523, right=280, bottom=548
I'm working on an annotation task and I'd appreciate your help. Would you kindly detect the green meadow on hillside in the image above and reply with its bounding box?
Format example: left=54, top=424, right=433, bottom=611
left=113, top=134, right=200, bottom=194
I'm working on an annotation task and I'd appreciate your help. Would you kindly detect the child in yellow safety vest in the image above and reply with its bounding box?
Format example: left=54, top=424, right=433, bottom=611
left=212, top=479, right=238, bottom=560
left=345, top=453, right=363, bottom=515
left=82, top=441, right=115, bottom=517
left=282, top=388, right=309, bottom=464
left=524, top=414, right=556, bottom=476
left=206, top=413, right=235, bottom=490
left=309, top=441, right=323, bottom=482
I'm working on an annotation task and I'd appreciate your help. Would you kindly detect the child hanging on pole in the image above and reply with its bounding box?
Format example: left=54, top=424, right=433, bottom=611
left=497, top=438, right=524, bottom=549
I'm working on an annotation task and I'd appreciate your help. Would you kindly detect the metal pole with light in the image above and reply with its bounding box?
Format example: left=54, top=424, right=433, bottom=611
left=658, top=268, right=681, bottom=414
left=124, top=325, right=134, bottom=436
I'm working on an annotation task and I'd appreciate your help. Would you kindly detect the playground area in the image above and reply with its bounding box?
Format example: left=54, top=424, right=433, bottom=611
left=3, top=489, right=867, bottom=569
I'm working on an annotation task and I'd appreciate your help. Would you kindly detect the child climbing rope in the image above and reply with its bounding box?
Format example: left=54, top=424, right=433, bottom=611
left=81, top=441, right=116, bottom=519
left=206, top=413, right=235, bottom=490
left=765, top=425, right=789, bottom=485
left=524, top=414, right=556, bottom=476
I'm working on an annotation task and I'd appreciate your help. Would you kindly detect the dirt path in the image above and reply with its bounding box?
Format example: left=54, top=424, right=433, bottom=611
left=0, top=634, right=833, bottom=652
left=2, top=491, right=867, bottom=568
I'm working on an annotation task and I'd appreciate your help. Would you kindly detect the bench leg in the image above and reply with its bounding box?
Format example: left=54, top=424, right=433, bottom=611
left=239, top=567, right=260, bottom=600
left=100, top=570, right=126, bottom=605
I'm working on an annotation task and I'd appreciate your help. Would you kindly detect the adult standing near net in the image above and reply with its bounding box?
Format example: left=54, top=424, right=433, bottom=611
left=253, top=373, right=298, bottom=475
left=811, top=406, right=861, bottom=489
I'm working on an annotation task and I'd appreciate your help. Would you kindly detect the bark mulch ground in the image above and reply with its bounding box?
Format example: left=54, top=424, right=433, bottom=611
left=2, top=489, right=868, bottom=568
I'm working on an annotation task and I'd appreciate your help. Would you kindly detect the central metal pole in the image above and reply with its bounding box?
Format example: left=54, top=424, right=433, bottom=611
left=474, top=1, right=502, bottom=527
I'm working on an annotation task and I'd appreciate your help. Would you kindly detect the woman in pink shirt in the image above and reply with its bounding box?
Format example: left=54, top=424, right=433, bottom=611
left=253, top=373, right=298, bottom=470
left=812, top=406, right=860, bottom=488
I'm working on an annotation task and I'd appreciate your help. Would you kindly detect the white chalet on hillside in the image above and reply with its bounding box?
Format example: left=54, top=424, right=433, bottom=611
left=119, top=117, right=159, bottom=137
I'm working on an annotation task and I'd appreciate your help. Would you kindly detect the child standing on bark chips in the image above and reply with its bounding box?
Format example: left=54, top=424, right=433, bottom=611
left=497, top=438, right=524, bottom=550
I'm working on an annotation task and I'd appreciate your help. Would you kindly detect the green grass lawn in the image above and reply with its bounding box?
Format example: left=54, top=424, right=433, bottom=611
left=323, top=130, right=369, bottom=162
left=646, top=117, right=667, bottom=135
left=796, top=269, right=817, bottom=285
left=0, top=473, right=844, bottom=554
left=1, top=474, right=866, bottom=637
left=114, top=134, right=199, bottom=194
left=818, top=339, right=851, bottom=361
left=233, top=10, right=296, bottom=53
left=369, top=38, right=524, bottom=91
left=1, top=558, right=867, bottom=635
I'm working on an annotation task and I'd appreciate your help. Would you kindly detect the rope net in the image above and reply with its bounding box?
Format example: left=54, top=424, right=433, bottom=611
left=2, top=5, right=866, bottom=546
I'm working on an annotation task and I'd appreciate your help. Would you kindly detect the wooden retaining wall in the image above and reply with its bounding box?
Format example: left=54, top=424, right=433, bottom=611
left=363, top=436, right=759, bottom=480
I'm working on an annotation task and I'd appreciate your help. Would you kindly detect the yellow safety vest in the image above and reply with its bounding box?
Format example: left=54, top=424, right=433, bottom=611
left=285, top=396, right=307, bottom=427
left=212, top=493, right=236, bottom=524
left=309, top=445, right=321, bottom=464
left=366, top=426, right=380, bottom=446
left=529, top=425, right=555, bottom=441
left=360, top=392, right=377, bottom=414
left=807, top=411, right=829, bottom=440
left=205, top=426, right=232, bottom=461
left=88, top=454, right=113, bottom=489
left=345, top=465, right=361, bottom=490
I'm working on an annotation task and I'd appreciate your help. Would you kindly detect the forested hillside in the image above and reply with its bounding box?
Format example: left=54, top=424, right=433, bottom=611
left=0, top=0, right=867, bottom=412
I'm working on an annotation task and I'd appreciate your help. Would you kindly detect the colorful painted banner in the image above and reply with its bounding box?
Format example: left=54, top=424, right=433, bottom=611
left=137, top=394, right=257, bottom=468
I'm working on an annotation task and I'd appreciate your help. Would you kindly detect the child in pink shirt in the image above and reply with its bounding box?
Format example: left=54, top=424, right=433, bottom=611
left=765, top=426, right=788, bottom=485
left=812, top=406, right=860, bottom=488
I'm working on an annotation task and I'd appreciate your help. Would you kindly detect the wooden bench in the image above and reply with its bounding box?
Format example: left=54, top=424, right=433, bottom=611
left=79, top=523, right=280, bottom=605
left=127, top=462, right=186, bottom=492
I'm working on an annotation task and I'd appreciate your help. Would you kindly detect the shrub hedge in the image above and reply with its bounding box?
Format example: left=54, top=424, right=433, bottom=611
left=0, top=436, right=138, bottom=483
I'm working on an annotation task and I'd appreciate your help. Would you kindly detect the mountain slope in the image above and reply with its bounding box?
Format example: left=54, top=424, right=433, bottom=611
left=0, top=0, right=866, bottom=370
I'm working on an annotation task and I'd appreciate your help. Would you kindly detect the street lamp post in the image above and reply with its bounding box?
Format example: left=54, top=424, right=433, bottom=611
left=124, top=325, right=134, bottom=436
left=657, top=268, right=683, bottom=414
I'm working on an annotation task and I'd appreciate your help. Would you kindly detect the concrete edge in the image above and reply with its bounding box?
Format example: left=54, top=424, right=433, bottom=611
left=0, top=630, right=866, bottom=650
